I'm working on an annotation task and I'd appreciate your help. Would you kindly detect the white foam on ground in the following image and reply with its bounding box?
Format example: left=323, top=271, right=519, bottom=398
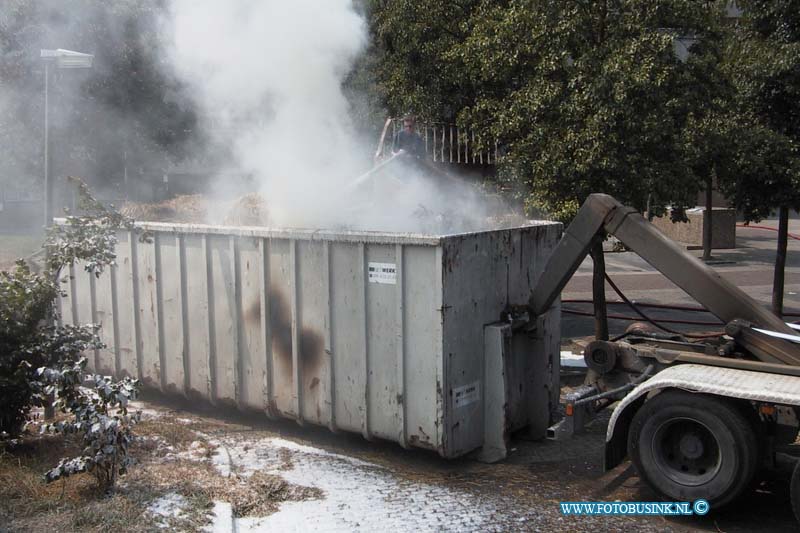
left=266, top=437, right=376, bottom=468
left=205, top=501, right=234, bottom=533
left=129, top=401, right=163, bottom=419
left=210, top=438, right=232, bottom=477
left=213, top=436, right=517, bottom=532
left=211, top=437, right=376, bottom=480
left=148, top=492, right=189, bottom=527
left=164, top=439, right=210, bottom=463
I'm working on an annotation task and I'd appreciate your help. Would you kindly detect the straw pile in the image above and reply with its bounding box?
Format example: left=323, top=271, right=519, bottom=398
left=223, top=192, right=270, bottom=226
left=120, top=195, right=208, bottom=223
left=120, top=193, right=271, bottom=227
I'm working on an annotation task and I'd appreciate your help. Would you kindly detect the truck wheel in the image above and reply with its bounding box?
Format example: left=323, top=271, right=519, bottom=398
left=791, top=460, right=800, bottom=524
left=628, top=390, right=758, bottom=507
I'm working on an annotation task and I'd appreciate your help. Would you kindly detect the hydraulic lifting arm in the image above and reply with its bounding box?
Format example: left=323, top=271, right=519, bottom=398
left=530, top=193, right=800, bottom=366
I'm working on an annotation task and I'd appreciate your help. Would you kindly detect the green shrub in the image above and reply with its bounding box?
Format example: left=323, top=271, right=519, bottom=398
left=0, top=261, right=59, bottom=436
left=43, top=367, right=140, bottom=492
left=0, top=177, right=148, bottom=492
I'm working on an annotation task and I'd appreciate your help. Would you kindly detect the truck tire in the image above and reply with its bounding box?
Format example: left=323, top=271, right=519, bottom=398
left=628, top=390, right=758, bottom=508
left=791, top=460, right=800, bottom=524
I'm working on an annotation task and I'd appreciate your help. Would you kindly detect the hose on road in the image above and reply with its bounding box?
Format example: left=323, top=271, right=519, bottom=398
left=737, top=223, right=800, bottom=241
left=566, top=272, right=726, bottom=339
left=561, top=307, right=723, bottom=327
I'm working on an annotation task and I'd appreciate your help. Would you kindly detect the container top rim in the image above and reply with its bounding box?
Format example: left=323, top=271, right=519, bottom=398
left=53, top=218, right=560, bottom=245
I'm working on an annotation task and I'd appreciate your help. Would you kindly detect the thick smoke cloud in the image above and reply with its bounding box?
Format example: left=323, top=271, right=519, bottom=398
left=0, top=0, right=199, bottom=232
left=164, top=0, right=516, bottom=234
left=0, top=1, right=518, bottom=236
left=166, top=0, right=370, bottom=229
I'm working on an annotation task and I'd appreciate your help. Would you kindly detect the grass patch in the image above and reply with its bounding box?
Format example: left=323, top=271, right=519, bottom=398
left=0, top=434, right=163, bottom=532
left=0, top=410, right=323, bottom=531
left=136, top=416, right=206, bottom=448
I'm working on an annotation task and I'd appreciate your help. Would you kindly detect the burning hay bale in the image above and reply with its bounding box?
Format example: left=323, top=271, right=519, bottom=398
left=120, top=195, right=209, bottom=224
left=223, top=192, right=271, bottom=226
left=120, top=193, right=271, bottom=227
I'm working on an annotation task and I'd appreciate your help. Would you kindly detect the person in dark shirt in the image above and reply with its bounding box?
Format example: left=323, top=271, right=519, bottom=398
left=392, top=116, right=426, bottom=159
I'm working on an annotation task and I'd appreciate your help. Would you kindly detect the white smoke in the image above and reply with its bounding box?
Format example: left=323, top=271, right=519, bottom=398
left=166, top=0, right=369, bottom=229
left=164, top=0, right=521, bottom=234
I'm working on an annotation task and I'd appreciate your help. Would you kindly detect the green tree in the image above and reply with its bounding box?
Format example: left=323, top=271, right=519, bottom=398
left=363, top=0, right=481, bottom=121
left=718, top=0, right=800, bottom=315
left=454, top=1, right=728, bottom=220
left=367, top=1, right=731, bottom=337
left=458, top=1, right=728, bottom=338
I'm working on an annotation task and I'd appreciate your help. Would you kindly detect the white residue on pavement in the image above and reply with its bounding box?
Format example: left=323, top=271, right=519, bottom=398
left=209, top=436, right=517, bottom=532
left=148, top=492, right=189, bottom=527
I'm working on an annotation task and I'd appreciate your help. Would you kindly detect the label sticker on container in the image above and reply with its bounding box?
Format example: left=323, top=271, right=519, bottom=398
left=368, top=262, right=397, bottom=285
left=453, top=381, right=480, bottom=408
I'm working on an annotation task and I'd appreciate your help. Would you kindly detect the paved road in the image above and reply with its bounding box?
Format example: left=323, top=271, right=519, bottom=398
left=562, top=222, right=800, bottom=338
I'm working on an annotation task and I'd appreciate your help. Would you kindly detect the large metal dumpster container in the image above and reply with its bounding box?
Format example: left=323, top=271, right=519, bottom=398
left=59, top=221, right=562, bottom=458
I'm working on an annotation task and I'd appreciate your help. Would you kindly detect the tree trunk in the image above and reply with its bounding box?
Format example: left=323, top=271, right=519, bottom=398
left=590, top=240, right=609, bottom=341
left=702, top=176, right=713, bottom=261
left=772, top=205, right=789, bottom=317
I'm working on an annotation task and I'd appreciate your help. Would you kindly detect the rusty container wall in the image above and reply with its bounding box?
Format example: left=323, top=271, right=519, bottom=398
left=59, top=221, right=562, bottom=458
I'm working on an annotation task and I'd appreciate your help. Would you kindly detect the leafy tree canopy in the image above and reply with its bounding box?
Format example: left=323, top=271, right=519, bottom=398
left=367, top=1, right=732, bottom=221
left=717, top=0, right=800, bottom=222
left=363, top=0, right=482, bottom=122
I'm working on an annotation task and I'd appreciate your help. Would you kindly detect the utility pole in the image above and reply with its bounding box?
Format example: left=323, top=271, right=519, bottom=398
left=591, top=240, right=609, bottom=341
left=40, top=48, right=94, bottom=225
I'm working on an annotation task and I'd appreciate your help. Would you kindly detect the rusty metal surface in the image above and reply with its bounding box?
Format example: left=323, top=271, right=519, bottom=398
left=60, top=221, right=561, bottom=458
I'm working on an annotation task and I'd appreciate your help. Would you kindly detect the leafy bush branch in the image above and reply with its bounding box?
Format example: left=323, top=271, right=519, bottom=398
left=45, top=176, right=146, bottom=278
left=42, top=367, right=141, bottom=492
left=0, top=177, right=148, bottom=492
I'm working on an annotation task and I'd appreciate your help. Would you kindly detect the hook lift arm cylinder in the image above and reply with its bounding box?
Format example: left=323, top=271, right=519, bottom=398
left=529, top=193, right=800, bottom=366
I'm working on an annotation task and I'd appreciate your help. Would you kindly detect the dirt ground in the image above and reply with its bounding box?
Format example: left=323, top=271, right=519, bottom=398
left=3, top=391, right=794, bottom=533
left=0, top=406, right=327, bottom=532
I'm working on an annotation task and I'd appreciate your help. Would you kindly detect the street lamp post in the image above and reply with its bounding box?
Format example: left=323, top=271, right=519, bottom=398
left=40, top=49, right=94, bottom=227
left=39, top=48, right=94, bottom=421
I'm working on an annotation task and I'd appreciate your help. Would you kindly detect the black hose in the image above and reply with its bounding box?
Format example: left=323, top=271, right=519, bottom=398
left=610, top=330, right=632, bottom=342
left=602, top=272, right=724, bottom=339
left=572, top=364, right=655, bottom=407
left=561, top=307, right=723, bottom=326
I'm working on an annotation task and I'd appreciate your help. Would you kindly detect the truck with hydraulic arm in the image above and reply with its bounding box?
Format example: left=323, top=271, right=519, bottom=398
left=529, top=193, right=800, bottom=516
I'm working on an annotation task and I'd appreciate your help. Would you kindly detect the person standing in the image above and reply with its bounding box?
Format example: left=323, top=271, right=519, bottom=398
left=392, top=115, right=426, bottom=159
